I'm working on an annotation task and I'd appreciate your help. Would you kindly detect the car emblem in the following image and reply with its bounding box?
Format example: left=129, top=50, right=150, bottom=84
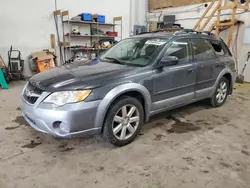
left=25, top=89, right=33, bottom=97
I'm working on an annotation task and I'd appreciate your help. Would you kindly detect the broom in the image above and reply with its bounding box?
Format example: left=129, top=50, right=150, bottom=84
left=236, top=51, right=250, bottom=84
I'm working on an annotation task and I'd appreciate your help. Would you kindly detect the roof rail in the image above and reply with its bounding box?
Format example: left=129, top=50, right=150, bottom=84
left=174, top=29, right=201, bottom=35
left=174, top=29, right=216, bottom=36
left=138, top=31, right=162, bottom=35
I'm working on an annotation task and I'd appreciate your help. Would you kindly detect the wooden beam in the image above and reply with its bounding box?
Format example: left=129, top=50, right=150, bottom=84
left=216, top=2, right=221, bottom=36
left=220, top=4, right=235, bottom=10
left=217, top=21, right=233, bottom=26
left=53, top=10, right=61, bottom=16
left=199, top=2, right=221, bottom=31
left=62, top=10, right=69, bottom=16
left=50, top=34, right=56, bottom=49
left=227, top=7, right=237, bottom=47
left=114, top=17, right=122, bottom=21
left=237, top=4, right=249, bottom=10
left=193, top=0, right=216, bottom=30
left=208, top=22, right=215, bottom=32
left=60, top=42, right=70, bottom=47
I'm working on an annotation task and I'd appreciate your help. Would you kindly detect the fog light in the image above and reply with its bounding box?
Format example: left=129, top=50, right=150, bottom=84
left=59, top=122, right=70, bottom=133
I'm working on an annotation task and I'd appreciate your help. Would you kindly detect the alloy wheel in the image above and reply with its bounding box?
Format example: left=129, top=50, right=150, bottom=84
left=112, top=105, right=140, bottom=140
left=216, top=81, right=227, bottom=104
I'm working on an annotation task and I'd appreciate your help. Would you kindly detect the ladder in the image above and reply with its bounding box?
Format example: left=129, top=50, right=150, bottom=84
left=194, top=0, right=249, bottom=47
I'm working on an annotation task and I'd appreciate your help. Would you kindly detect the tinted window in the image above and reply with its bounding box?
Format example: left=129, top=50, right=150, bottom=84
left=209, top=41, right=226, bottom=56
left=191, top=39, right=215, bottom=61
left=163, top=39, right=191, bottom=64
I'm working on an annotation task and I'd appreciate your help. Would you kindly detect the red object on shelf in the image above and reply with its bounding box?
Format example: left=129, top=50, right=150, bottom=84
left=106, top=31, right=118, bottom=37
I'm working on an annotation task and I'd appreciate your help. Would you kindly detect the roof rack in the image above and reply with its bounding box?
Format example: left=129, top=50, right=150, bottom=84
left=138, top=31, right=161, bottom=35
left=174, top=29, right=215, bottom=36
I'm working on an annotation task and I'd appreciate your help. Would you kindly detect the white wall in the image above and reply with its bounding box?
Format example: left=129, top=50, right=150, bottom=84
left=0, top=0, right=147, bottom=77
left=148, top=2, right=250, bottom=81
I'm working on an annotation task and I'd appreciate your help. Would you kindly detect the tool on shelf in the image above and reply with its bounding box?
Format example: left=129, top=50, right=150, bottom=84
left=61, top=11, right=122, bottom=63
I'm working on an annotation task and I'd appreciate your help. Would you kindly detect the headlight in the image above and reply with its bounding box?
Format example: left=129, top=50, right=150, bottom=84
left=44, top=90, right=91, bottom=106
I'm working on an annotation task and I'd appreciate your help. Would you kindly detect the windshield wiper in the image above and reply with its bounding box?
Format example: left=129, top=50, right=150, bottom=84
left=105, top=57, right=124, bottom=64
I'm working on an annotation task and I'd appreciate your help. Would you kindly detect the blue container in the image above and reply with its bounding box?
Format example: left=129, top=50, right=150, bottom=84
left=80, top=13, right=92, bottom=21
left=97, top=15, right=105, bottom=23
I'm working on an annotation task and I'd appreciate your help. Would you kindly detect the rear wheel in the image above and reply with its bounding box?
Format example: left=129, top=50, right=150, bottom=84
left=210, top=77, right=229, bottom=107
left=103, top=96, right=144, bottom=147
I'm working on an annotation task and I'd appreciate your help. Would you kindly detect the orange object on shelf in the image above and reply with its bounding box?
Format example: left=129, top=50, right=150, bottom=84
left=31, top=51, right=55, bottom=73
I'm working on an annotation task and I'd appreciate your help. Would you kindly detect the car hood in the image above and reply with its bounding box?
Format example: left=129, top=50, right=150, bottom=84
left=30, top=59, right=137, bottom=91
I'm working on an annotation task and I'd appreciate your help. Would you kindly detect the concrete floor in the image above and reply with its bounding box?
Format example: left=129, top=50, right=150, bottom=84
left=0, top=81, right=250, bottom=188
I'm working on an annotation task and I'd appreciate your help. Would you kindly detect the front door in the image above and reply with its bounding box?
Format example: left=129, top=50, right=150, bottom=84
left=152, top=39, right=196, bottom=111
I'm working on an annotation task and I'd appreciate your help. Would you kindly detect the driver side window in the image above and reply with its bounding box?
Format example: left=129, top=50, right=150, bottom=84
left=163, top=39, right=191, bottom=64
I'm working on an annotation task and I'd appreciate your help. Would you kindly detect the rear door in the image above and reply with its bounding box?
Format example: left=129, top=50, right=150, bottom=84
left=208, top=40, right=228, bottom=79
left=190, top=38, right=218, bottom=98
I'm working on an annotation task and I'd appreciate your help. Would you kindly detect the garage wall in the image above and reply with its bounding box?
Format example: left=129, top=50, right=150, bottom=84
left=148, top=2, right=250, bottom=82
left=0, top=0, right=147, bottom=77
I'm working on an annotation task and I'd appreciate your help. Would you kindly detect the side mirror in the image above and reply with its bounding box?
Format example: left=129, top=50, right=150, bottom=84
left=158, top=56, right=179, bottom=68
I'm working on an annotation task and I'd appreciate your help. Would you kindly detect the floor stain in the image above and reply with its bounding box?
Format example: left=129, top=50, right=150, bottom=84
left=219, top=162, right=232, bottom=168
left=182, top=157, right=195, bottom=166
left=241, top=150, right=250, bottom=156
left=155, top=122, right=164, bottom=126
left=238, top=96, right=249, bottom=101
left=195, top=119, right=210, bottom=126
left=201, top=170, right=209, bottom=173
left=5, top=126, right=20, bottom=130
left=16, top=107, right=21, bottom=111
left=213, top=130, right=222, bottom=134
left=96, top=166, right=104, bottom=172
left=167, top=115, right=201, bottom=134
left=12, top=116, right=29, bottom=126
left=60, top=148, right=74, bottom=152
left=58, top=143, right=68, bottom=148
left=22, top=140, right=41, bottom=149
left=154, top=134, right=165, bottom=141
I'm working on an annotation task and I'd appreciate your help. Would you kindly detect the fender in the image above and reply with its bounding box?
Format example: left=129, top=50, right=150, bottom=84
left=210, top=67, right=236, bottom=96
left=94, top=83, right=152, bottom=129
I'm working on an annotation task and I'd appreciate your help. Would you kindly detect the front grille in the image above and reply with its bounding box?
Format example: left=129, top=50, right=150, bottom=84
left=23, top=95, right=39, bottom=104
left=23, top=82, right=44, bottom=104
left=27, top=82, right=43, bottom=95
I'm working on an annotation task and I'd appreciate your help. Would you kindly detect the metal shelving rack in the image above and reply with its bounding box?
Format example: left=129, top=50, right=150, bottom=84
left=61, top=11, right=122, bottom=60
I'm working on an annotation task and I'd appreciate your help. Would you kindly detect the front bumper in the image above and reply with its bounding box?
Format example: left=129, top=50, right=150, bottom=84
left=21, top=94, right=102, bottom=138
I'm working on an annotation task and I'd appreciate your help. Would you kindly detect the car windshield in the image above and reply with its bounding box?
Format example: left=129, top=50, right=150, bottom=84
left=100, top=37, right=168, bottom=66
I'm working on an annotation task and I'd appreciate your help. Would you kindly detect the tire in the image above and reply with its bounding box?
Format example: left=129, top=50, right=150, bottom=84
left=103, top=96, right=144, bottom=147
left=210, top=77, right=229, bottom=107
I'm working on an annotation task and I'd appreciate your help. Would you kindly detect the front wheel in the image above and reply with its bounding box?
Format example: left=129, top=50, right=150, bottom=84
left=210, top=77, right=229, bottom=107
left=103, top=96, right=144, bottom=147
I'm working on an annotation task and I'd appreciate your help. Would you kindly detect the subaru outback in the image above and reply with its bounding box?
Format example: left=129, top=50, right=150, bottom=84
left=21, top=30, right=236, bottom=146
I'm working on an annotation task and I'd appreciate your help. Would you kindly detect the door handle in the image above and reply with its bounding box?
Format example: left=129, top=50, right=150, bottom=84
left=188, top=68, right=194, bottom=73
left=215, top=64, right=223, bottom=68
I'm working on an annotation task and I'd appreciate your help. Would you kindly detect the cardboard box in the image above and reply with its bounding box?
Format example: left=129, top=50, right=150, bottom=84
left=31, top=51, right=55, bottom=73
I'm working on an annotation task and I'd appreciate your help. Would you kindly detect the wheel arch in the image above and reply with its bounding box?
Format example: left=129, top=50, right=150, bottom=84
left=223, top=72, right=233, bottom=94
left=94, top=83, right=152, bottom=130
left=212, top=68, right=235, bottom=96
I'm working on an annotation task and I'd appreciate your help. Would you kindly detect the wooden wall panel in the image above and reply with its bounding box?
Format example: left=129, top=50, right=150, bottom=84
left=149, top=0, right=211, bottom=10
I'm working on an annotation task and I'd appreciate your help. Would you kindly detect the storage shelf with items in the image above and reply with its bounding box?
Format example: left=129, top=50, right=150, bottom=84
left=61, top=11, right=122, bottom=64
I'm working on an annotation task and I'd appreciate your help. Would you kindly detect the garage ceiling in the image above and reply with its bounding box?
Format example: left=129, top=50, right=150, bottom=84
left=149, top=0, right=211, bottom=10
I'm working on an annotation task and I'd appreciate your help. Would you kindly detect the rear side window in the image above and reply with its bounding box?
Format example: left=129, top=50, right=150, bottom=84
left=209, top=41, right=226, bottom=56
left=191, top=39, right=216, bottom=61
